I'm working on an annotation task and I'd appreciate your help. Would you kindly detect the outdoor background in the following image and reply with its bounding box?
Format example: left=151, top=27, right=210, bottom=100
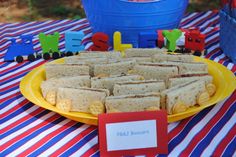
left=0, top=0, right=221, bottom=23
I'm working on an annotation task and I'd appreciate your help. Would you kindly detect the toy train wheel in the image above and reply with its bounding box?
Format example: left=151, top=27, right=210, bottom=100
left=193, top=51, right=202, bottom=57
left=52, top=52, right=60, bottom=59
left=183, top=48, right=191, bottom=54
left=60, top=52, right=65, bottom=57
left=28, top=54, right=36, bottom=62
left=175, top=48, right=185, bottom=54
left=66, top=51, right=73, bottom=56
left=36, top=54, right=42, bottom=59
left=16, top=56, right=24, bottom=63
left=43, top=53, right=50, bottom=60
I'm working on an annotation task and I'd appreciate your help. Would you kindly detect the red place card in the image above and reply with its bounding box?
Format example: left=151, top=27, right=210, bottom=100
left=98, top=111, right=168, bottom=157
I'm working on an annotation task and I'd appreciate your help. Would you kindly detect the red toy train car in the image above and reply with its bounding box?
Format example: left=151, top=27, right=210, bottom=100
left=185, top=30, right=206, bottom=55
left=175, top=29, right=207, bottom=56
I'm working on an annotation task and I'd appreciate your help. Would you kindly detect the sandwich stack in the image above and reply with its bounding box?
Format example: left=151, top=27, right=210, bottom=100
left=41, top=48, right=216, bottom=116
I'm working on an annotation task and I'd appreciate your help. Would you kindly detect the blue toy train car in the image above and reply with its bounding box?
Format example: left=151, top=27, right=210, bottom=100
left=4, top=34, right=80, bottom=63
left=4, top=35, right=40, bottom=63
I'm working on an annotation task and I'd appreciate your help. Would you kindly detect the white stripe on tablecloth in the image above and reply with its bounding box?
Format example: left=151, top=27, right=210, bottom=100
left=182, top=11, right=212, bottom=28
left=0, top=20, right=89, bottom=49
left=38, top=124, right=90, bottom=157
left=0, top=21, right=38, bottom=38
left=6, top=119, right=71, bottom=157
left=201, top=111, right=236, bottom=156
left=202, top=27, right=214, bottom=34
left=0, top=58, right=5, bottom=62
left=227, top=63, right=234, bottom=70
left=0, top=49, right=7, bottom=55
left=0, top=21, right=39, bottom=35
left=0, top=20, right=68, bottom=40
left=70, top=136, right=98, bottom=157
left=213, top=53, right=226, bottom=62
left=181, top=12, right=198, bottom=23
left=0, top=77, right=22, bottom=89
left=0, top=88, right=19, bottom=100
left=0, top=62, right=17, bottom=72
left=207, top=43, right=219, bottom=53
left=0, top=59, right=42, bottom=80
left=199, top=15, right=219, bottom=29
left=84, top=32, right=93, bottom=39
left=168, top=99, right=227, bottom=156
left=0, top=22, right=22, bottom=31
left=221, top=135, right=236, bottom=157
left=168, top=121, right=180, bottom=133
left=1, top=103, right=39, bottom=129
left=1, top=112, right=56, bottom=144
left=206, top=32, right=219, bottom=43
left=0, top=97, right=25, bottom=116
left=85, top=42, right=93, bottom=50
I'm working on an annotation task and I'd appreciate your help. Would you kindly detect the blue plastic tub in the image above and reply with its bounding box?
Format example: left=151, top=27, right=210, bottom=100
left=82, top=0, right=189, bottom=47
left=220, top=10, right=236, bottom=63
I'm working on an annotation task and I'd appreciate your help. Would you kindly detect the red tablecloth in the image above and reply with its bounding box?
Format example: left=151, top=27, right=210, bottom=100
left=0, top=11, right=235, bottom=157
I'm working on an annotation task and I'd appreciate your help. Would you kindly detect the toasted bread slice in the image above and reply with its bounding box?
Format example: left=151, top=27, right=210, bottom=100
left=45, top=64, right=89, bottom=79
left=105, top=93, right=160, bottom=113
left=65, top=57, right=109, bottom=76
left=78, top=51, right=121, bottom=59
left=41, top=75, right=91, bottom=98
left=121, top=57, right=152, bottom=63
left=94, top=60, right=136, bottom=77
left=91, top=75, right=144, bottom=94
left=161, top=80, right=206, bottom=114
left=168, top=74, right=213, bottom=88
left=65, top=56, right=109, bottom=65
left=125, top=48, right=166, bottom=57
left=154, top=61, right=208, bottom=75
left=134, top=63, right=178, bottom=80
left=153, top=53, right=194, bottom=62
left=113, top=80, right=166, bottom=96
left=56, top=87, right=109, bottom=113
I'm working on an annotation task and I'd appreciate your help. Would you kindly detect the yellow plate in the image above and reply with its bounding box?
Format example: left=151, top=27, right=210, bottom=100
left=20, top=57, right=236, bottom=125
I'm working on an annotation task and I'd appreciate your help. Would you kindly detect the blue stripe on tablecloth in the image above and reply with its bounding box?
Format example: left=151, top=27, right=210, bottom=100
left=162, top=107, right=213, bottom=156
left=28, top=123, right=84, bottom=157
left=1, top=117, right=65, bottom=156
left=1, top=109, right=49, bottom=139
left=180, top=12, right=207, bottom=27
left=0, top=21, right=90, bottom=57
left=0, top=62, right=11, bottom=68
left=0, top=100, right=33, bottom=124
left=0, top=86, right=20, bottom=98
left=0, top=72, right=30, bottom=86
left=205, top=29, right=219, bottom=39
left=0, top=20, right=88, bottom=50
left=0, top=93, right=23, bottom=108
left=91, top=151, right=100, bottom=157
left=209, top=49, right=222, bottom=61
left=223, top=137, right=236, bottom=157
left=0, top=19, right=87, bottom=41
left=190, top=100, right=236, bottom=156
left=60, top=129, right=98, bottom=156
left=194, top=12, right=218, bottom=27
left=0, top=63, right=31, bottom=78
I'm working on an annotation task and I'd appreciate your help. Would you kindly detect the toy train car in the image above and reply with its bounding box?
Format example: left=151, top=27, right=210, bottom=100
left=4, top=29, right=206, bottom=63
left=4, top=34, right=78, bottom=63
left=175, top=29, right=207, bottom=56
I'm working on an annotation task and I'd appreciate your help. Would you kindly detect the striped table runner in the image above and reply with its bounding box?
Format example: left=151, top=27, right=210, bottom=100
left=0, top=11, right=235, bottom=157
